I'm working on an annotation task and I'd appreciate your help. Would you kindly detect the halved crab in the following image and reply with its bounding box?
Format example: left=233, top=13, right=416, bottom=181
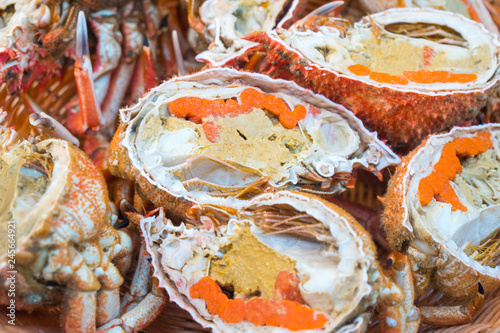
left=383, top=125, right=500, bottom=302
left=243, top=8, right=500, bottom=149
left=140, top=191, right=406, bottom=332
left=189, top=0, right=306, bottom=66
left=108, top=68, right=399, bottom=221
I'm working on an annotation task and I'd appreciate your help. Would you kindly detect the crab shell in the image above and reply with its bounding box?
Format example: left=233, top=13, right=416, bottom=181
left=383, top=124, right=500, bottom=299
left=108, top=67, right=400, bottom=221
left=0, top=128, right=129, bottom=312
left=355, top=0, right=499, bottom=35
left=190, top=0, right=306, bottom=66
left=141, top=191, right=402, bottom=333
left=242, top=8, right=500, bottom=149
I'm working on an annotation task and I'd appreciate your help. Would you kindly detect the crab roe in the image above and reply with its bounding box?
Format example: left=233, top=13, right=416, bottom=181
left=348, top=64, right=478, bottom=85
left=190, top=275, right=328, bottom=331
left=168, top=88, right=308, bottom=131
left=418, top=132, right=492, bottom=211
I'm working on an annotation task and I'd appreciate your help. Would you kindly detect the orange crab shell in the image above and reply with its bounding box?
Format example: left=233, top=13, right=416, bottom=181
left=0, top=129, right=121, bottom=311
left=382, top=125, right=500, bottom=298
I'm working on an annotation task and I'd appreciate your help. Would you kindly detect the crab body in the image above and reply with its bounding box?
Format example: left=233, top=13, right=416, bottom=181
left=140, top=191, right=405, bottom=332
left=383, top=125, right=500, bottom=300
left=108, top=68, right=400, bottom=221
left=0, top=128, right=166, bottom=332
left=240, top=8, right=500, bottom=149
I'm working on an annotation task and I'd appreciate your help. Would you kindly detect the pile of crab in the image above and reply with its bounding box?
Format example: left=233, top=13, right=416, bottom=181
left=1, top=0, right=500, bottom=332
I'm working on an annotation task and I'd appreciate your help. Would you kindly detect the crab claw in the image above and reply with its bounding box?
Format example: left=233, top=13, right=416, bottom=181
left=67, top=11, right=104, bottom=135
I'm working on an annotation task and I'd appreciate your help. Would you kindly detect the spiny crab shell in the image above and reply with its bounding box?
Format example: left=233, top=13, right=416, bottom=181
left=108, top=68, right=399, bottom=220
left=244, top=8, right=500, bottom=149
left=383, top=124, right=500, bottom=299
left=0, top=128, right=130, bottom=313
left=141, top=191, right=402, bottom=332
left=189, top=0, right=305, bottom=65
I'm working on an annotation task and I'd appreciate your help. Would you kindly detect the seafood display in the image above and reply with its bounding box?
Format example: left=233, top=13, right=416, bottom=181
left=1, top=0, right=500, bottom=332
left=383, top=125, right=500, bottom=319
left=242, top=8, right=500, bottom=148
left=108, top=68, right=399, bottom=220
left=141, top=191, right=406, bottom=332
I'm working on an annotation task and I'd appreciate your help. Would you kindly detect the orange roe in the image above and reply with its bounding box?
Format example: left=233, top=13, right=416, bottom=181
left=418, top=132, right=492, bottom=211
left=369, top=72, right=409, bottom=85
left=274, top=271, right=304, bottom=304
left=348, top=64, right=371, bottom=76
left=168, top=88, right=308, bottom=129
left=348, top=63, right=477, bottom=85
left=202, top=122, right=219, bottom=143
left=189, top=276, right=328, bottom=331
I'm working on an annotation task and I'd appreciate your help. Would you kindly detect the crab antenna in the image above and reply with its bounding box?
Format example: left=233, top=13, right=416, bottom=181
left=73, top=11, right=104, bottom=133
left=172, top=30, right=187, bottom=76
left=25, top=95, right=80, bottom=146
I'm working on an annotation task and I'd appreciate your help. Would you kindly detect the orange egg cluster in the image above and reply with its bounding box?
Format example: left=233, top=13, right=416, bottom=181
left=348, top=64, right=478, bottom=85
left=418, top=132, right=492, bottom=211
left=168, top=88, right=308, bottom=131
left=189, top=275, right=328, bottom=331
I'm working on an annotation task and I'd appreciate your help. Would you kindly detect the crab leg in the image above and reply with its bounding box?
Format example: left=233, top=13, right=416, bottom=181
left=419, top=283, right=485, bottom=326
left=379, top=253, right=420, bottom=333
left=89, top=10, right=122, bottom=106
left=67, top=11, right=104, bottom=135
left=126, top=44, right=158, bottom=104
left=98, top=244, right=167, bottom=332
left=101, top=3, right=143, bottom=134
left=63, top=290, right=97, bottom=333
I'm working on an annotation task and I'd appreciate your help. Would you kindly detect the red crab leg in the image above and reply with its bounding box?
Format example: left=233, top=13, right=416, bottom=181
left=126, top=43, right=158, bottom=104
left=379, top=253, right=420, bottom=333
left=63, top=290, right=97, bottom=333
left=68, top=11, right=104, bottom=135
left=419, top=283, right=485, bottom=326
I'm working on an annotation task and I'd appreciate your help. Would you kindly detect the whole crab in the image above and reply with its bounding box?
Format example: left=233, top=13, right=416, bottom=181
left=0, top=127, right=166, bottom=332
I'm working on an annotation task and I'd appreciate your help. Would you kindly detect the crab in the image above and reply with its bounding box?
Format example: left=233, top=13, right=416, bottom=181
left=107, top=67, right=400, bottom=222
left=137, top=190, right=417, bottom=332
left=232, top=7, right=500, bottom=149
left=0, top=127, right=167, bottom=332
left=382, top=124, right=499, bottom=325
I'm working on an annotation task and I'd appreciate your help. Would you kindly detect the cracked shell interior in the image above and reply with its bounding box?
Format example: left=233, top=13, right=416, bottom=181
left=142, top=191, right=394, bottom=332
left=405, top=125, right=500, bottom=276
left=282, top=8, right=499, bottom=90
left=118, top=69, right=399, bottom=203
